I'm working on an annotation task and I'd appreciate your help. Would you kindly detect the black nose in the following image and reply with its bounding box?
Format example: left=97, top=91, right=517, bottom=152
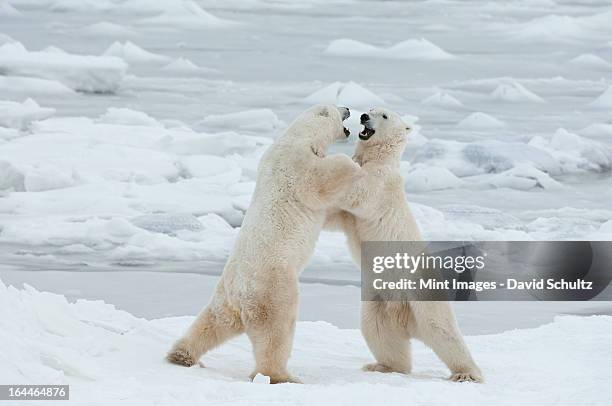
left=360, top=113, right=369, bottom=123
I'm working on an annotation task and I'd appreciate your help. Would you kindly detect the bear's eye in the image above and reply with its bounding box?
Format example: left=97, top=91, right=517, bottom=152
left=382, top=114, right=388, bottom=119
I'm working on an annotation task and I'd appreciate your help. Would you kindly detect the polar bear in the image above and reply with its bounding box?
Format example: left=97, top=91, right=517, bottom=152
left=326, top=107, right=483, bottom=382
left=167, top=105, right=359, bottom=384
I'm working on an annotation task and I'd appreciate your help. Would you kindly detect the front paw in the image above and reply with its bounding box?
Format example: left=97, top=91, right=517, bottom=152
left=362, top=362, right=409, bottom=374
left=166, top=341, right=197, bottom=367
left=450, top=371, right=484, bottom=383
left=363, top=362, right=394, bottom=373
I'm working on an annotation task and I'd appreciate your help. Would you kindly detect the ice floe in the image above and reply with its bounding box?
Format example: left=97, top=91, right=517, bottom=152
left=0, top=41, right=127, bottom=93
left=324, top=38, right=455, bottom=61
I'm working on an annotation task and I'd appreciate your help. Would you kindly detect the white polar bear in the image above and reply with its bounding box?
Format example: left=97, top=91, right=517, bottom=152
left=326, top=107, right=483, bottom=382
left=167, top=105, right=359, bottom=384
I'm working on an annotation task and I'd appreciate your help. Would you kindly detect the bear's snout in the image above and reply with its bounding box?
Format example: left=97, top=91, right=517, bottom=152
left=360, top=113, right=370, bottom=124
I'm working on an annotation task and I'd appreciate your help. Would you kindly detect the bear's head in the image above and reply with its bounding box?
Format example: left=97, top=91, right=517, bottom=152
left=358, top=107, right=411, bottom=146
left=308, top=104, right=351, bottom=141
left=299, top=105, right=351, bottom=157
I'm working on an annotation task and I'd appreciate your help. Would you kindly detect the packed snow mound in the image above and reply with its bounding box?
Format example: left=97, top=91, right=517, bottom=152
left=0, top=1, right=21, bottom=17
left=324, top=38, right=455, bottom=61
left=0, top=75, right=74, bottom=95
left=579, top=123, right=612, bottom=138
left=457, top=112, right=506, bottom=129
left=590, top=85, right=612, bottom=109
left=82, top=22, right=138, bottom=37
left=43, top=45, right=67, bottom=54
left=137, top=0, right=234, bottom=29
left=0, top=41, right=127, bottom=93
left=103, top=41, right=170, bottom=65
left=489, top=164, right=563, bottom=191
left=1, top=280, right=611, bottom=405
left=199, top=109, right=285, bottom=132
left=489, top=82, right=545, bottom=103
left=529, top=128, right=612, bottom=173
left=514, top=11, right=612, bottom=42
left=304, top=81, right=385, bottom=109
left=516, top=15, right=583, bottom=41
left=98, top=107, right=163, bottom=127
left=421, top=91, right=464, bottom=108
left=0, top=99, right=55, bottom=130
left=569, top=54, right=612, bottom=70
left=162, top=57, right=212, bottom=74
left=0, top=161, right=24, bottom=191
left=404, top=164, right=463, bottom=192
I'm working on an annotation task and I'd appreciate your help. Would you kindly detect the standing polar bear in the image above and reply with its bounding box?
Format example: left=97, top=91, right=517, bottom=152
left=326, top=107, right=483, bottom=382
left=167, top=105, right=359, bottom=384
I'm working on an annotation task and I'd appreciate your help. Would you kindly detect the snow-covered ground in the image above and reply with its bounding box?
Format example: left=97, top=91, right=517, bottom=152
left=1, top=280, right=611, bottom=405
left=1, top=0, right=612, bottom=402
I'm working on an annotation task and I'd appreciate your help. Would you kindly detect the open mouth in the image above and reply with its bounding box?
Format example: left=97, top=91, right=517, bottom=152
left=359, top=126, right=375, bottom=140
left=343, top=126, right=350, bottom=137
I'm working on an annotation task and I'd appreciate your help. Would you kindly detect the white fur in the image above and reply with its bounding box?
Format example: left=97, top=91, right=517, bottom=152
left=327, top=107, right=483, bottom=382
left=167, top=105, right=360, bottom=384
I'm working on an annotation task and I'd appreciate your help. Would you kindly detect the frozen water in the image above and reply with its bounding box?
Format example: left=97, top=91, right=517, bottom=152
left=0, top=0, right=610, bottom=353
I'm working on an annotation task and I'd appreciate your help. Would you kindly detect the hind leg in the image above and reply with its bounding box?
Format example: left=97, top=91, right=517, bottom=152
left=167, top=293, right=243, bottom=367
left=244, top=276, right=301, bottom=384
left=361, top=302, right=412, bottom=374
left=411, top=301, right=483, bottom=382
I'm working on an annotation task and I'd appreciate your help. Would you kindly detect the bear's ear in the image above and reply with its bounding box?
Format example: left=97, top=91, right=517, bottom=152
left=317, top=107, right=330, bottom=117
